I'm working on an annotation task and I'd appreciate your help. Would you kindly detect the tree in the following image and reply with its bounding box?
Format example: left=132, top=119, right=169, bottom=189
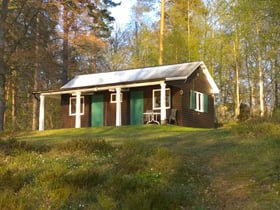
left=105, top=26, right=131, bottom=71
left=1, top=0, right=118, bottom=131
left=0, top=0, right=9, bottom=130
left=159, top=0, right=165, bottom=65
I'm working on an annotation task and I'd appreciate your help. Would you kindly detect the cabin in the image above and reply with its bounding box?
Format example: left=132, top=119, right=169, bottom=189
left=37, top=61, right=219, bottom=130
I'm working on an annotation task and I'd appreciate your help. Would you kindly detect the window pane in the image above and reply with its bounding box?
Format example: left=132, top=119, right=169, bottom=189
left=166, top=89, right=170, bottom=107
left=69, top=97, right=84, bottom=115
left=80, top=98, right=84, bottom=114
left=198, top=93, right=202, bottom=111
left=154, top=91, right=160, bottom=108
left=153, top=88, right=170, bottom=109
left=71, top=98, right=76, bottom=114
left=203, top=94, right=208, bottom=112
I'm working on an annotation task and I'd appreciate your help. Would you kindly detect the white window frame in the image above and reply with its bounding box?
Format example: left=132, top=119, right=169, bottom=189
left=69, top=96, right=85, bottom=116
left=110, top=93, right=123, bottom=103
left=195, top=91, right=204, bottom=112
left=152, top=88, right=171, bottom=110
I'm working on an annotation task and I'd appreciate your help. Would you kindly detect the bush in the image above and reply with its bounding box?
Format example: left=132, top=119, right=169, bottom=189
left=57, top=137, right=113, bottom=154
left=232, top=120, right=280, bottom=137
left=272, top=108, right=280, bottom=123
left=0, top=138, right=50, bottom=155
left=238, top=103, right=250, bottom=122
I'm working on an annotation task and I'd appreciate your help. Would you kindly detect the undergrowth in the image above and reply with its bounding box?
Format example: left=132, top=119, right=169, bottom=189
left=231, top=120, right=280, bottom=138
left=0, top=137, right=208, bottom=210
left=1, top=123, right=279, bottom=209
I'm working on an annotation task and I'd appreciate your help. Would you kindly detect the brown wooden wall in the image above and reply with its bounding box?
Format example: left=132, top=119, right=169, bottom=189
left=167, top=67, right=216, bottom=128
left=61, top=94, right=91, bottom=128
left=60, top=67, right=216, bottom=128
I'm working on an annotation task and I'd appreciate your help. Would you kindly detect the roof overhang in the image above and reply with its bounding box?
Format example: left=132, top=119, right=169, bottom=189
left=200, top=64, right=220, bottom=94
left=37, top=80, right=166, bottom=97
left=36, top=62, right=219, bottom=97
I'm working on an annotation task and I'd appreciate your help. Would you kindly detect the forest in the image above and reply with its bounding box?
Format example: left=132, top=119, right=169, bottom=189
left=0, top=0, right=279, bottom=131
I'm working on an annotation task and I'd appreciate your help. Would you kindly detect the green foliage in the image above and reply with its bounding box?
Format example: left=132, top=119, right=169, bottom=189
left=272, top=108, right=280, bottom=123
left=57, top=137, right=113, bottom=154
left=232, top=120, right=280, bottom=138
left=0, top=134, right=208, bottom=210
left=0, top=138, right=51, bottom=155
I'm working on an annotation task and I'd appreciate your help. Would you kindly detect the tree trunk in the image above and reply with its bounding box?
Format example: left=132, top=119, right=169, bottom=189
left=257, top=26, right=264, bottom=117
left=272, top=58, right=279, bottom=110
left=61, top=6, right=69, bottom=83
left=11, top=77, right=15, bottom=130
left=0, top=0, right=9, bottom=131
left=32, top=13, right=40, bottom=130
left=233, top=41, right=240, bottom=118
left=275, top=59, right=279, bottom=109
left=159, top=0, right=165, bottom=65
left=187, top=0, right=190, bottom=61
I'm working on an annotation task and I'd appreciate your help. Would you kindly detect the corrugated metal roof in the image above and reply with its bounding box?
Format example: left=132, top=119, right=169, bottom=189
left=61, top=61, right=219, bottom=93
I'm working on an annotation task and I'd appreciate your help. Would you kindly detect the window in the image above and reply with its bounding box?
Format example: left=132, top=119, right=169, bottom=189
left=69, top=96, right=85, bottom=116
left=110, top=93, right=123, bottom=103
left=153, top=88, right=171, bottom=110
left=190, top=90, right=208, bottom=112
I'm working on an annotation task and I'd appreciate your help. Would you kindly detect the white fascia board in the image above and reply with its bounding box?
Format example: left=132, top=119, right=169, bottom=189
left=201, top=64, right=220, bottom=94
left=166, top=76, right=186, bottom=81
left=40, top=80, right=165, bottom=97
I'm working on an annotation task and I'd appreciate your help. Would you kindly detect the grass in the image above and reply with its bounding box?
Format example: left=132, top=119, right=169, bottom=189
left=0, top=123, right=280, bottom=209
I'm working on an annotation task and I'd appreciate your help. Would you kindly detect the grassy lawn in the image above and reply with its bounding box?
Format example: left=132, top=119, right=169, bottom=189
left=0, top=123, right=280, bottom=209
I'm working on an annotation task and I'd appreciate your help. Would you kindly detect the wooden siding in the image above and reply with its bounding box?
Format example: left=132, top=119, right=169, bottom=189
left=183, top=67, right=215, bottom=128
left=166, top=66, right=216, bottom=128
left=60, top=67, right=216, bottom=128
left=61, top=94, right=90, bottom=128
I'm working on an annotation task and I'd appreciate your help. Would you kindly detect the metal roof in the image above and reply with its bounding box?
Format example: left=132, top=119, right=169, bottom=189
left=61, top=61, right=219, bottom=93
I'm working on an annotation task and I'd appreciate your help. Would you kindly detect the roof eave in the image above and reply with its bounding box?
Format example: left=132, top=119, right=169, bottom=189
left=166, top=76, right=187, bottom=81
left=39, top=80, right=166, bottom=96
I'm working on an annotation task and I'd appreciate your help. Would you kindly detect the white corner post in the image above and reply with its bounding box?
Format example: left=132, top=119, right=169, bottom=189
left=160, top=82, right=167, bottom=124
left=116, top=87, right=122, bottom=126
left=39, top=95, right=45, bottom=131
left=75, top=92, right=81, bottom=128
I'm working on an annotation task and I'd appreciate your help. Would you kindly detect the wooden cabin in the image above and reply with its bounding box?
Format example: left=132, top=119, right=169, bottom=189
left=37, top=62, right=219, bottom=130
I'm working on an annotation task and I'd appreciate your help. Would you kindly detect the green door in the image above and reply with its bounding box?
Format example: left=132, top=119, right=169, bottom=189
left=91, top=94, right=104, bottom=127
left=130, top=90, right=144, bottom=125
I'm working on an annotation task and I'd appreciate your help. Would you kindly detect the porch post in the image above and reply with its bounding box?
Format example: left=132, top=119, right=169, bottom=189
left=116, top=87, right=122, bottom=126
left=160, top=82, right=167, bottom=124
left=39, top=95, right=45, bottom=131
left=75, top=92, right=81, bottom=128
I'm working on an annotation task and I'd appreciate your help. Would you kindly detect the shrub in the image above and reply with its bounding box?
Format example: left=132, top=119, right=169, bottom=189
left=114, top=141, right=153, bottom=174
left=0, top=138, right=50, bottom=155
left=58, top=137, right=113, bottom=154
left=232, top=120, right=280, bottom=137
left=272, top=108, right=280, bottom=123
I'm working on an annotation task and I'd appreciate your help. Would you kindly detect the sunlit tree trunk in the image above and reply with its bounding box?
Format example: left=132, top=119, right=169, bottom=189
left=159, top=0, right=165, bottom=65
left=233, top=36, right=240, bottom=118
left=187, top=0, right=190, bottom=61
left=233, top=0, right=240, bottom=119
left=256, top=26, right=264, bottom=117
left=62, top=5, right=69, bottom=83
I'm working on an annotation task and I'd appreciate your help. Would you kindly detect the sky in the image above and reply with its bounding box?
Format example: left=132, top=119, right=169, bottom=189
left=110, top=0, right=136, bottom=29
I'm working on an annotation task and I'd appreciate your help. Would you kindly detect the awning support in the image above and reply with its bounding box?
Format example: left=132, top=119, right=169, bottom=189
left=39, top=95, right=45, bottom=131
left=75, top=92, right=81, bottom=128
left=160, top=82, right=167, bottom=124
left=116, top=87, right=122, bottom=126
